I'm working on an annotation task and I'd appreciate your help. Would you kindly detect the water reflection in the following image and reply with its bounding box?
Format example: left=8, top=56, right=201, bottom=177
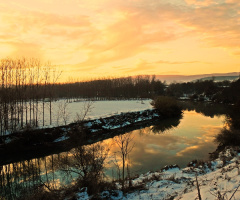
left=214, top=108, right=240, bottom=148
left=111, top=132, right=135, bottom=189
left=179, top=101, right=229, bottom=118
left=0, top=143, right=110, bottom=199
left=150, top=116, right=182, bottom=134
left=0, top=109, right=226, bottom=199
left=0, top=158, right=53, bottom=200
left=56, top=143, right=110, bottom=195
left=105, top=111, right=224, bottom=177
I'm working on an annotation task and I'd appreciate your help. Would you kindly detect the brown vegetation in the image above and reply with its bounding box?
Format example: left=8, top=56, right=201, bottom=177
left=151, top=96, right=182, bottom=117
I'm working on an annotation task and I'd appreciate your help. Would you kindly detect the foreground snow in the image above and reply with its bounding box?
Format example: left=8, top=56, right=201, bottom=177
left=77, top=147, right=240, bottom=200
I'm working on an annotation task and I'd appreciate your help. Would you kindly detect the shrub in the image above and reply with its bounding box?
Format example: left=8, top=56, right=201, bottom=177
left=151, top=96, right=182, bottom=117
left=215, top=128, right=240, bottom=147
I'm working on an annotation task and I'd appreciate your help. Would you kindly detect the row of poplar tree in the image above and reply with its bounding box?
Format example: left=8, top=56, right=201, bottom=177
left=0, top=58, right=61, bottom=135
left=0, top=58, right=167, bottom=136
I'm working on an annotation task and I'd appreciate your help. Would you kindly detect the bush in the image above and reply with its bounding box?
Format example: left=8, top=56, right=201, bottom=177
left=151, top=96, right=182, bottom=117
left=215, top=128, right=240, bottom=147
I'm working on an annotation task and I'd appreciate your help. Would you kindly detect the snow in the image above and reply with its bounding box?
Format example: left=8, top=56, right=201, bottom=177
left=1, top=99, right=153, bottom=136
left=84, top=109, right=159, bottom=132
left=92, top=147, right=240, bottom=200
left=84, top=122, right=93, bottom=127
left=4, top=137, right=12, bottom=144
left=128, top=149, right=240, bottom=200
left=179, top=97, right=190, bottom=100
left=28, top=99, right=153, bottom=128
left=71, top=99, right=152, bottom=119
left=53, top=135, right=69, bottom=143
left=76, top=188, right=89, bottom=200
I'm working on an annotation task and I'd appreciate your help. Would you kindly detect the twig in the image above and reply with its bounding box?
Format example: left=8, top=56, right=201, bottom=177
left=195, top=174, right=202, bottom=200
left=229, top=184, right=240, bottom=200
left=40, top=180, right=53, bottom=192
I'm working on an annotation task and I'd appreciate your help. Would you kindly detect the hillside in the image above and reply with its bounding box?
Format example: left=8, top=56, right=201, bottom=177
left=155, top=72, right=240, bottom=83
left=194, top=76, right=239, bottom=82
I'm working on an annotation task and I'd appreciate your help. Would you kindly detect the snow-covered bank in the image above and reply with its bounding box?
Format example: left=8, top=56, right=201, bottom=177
left=83, top=109, right=160, bottom=133
left=78, top=147, right=240, bottom=200
left=34, top=99, right=153, bottom=129
left=0, top=108, right=161, bottom=166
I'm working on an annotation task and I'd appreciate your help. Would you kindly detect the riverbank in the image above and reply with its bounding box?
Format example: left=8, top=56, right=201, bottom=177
left=0, top=109, right=161, bottom=165
left=75, top=146, right=240, bottom=200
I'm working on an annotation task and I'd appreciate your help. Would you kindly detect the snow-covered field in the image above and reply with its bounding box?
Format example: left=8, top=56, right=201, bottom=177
left=37, top=99, right=152, bottom=128
left=78, top=147, right=240, bottom=200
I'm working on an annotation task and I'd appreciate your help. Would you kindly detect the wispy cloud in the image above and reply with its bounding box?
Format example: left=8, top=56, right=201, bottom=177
left=0, top=0, right=239, bottom=80
left=120, top=59, right=210, bottom=74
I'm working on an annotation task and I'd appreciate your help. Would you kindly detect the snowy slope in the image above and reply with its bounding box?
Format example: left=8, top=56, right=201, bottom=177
left=76, top=147, right=240, bottom=200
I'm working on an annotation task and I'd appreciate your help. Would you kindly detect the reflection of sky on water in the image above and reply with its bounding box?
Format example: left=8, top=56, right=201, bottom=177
left=105, top=111, right=225, bottom=176
left=0, top=110, right=226, bottom=198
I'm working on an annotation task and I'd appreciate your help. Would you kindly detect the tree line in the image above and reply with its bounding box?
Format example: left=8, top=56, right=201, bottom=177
left=0, top=58, right=60, bottom=135
left=0, top=58, right=167, bottom=135
left=54, top=75, right=165, bottom=100
left=166, top=79, right=230, bottom=98
left=166, top=78, right=240, bottom=106
left=57, top=77, right=240, bottom=105
left=1, top=57, right=239, bottom=135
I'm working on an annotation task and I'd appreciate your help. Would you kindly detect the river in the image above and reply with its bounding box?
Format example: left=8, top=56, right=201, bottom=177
left=0, top=101, right=228, bottom=199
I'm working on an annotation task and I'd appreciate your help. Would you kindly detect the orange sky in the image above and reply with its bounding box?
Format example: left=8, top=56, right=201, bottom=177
left=0, top=0, right=240, bottom=81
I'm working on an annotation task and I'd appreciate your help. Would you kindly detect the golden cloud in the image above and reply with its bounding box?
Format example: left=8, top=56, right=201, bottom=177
left=0, top=0, right=240, bottom=78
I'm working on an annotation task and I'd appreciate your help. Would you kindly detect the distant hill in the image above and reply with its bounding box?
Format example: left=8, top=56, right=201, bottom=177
left=195, top=76, right=239, bottom=82
left=155, top=72, right=240, bottom=83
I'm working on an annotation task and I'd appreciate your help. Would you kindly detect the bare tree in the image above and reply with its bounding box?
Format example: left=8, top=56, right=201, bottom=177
left=114, top=132, right=135, bottom=190
left=0, top=58, right=61, bottom=135
left=48, top=65, right=62, bottom=125
left=57, top=142, right=110, bottom=195
left=56, top=100, right=70, bottom=125
left=75, top=100, right=94, bottom=123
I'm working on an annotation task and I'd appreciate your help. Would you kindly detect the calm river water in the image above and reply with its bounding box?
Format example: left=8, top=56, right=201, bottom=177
left=0, top=102, right=227, bottom=199
left=104, top=110, right=224, bottom=178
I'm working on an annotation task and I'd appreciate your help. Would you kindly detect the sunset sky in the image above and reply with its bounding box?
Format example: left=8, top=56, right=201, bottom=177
left=0, top=0, right=240, bottom=81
